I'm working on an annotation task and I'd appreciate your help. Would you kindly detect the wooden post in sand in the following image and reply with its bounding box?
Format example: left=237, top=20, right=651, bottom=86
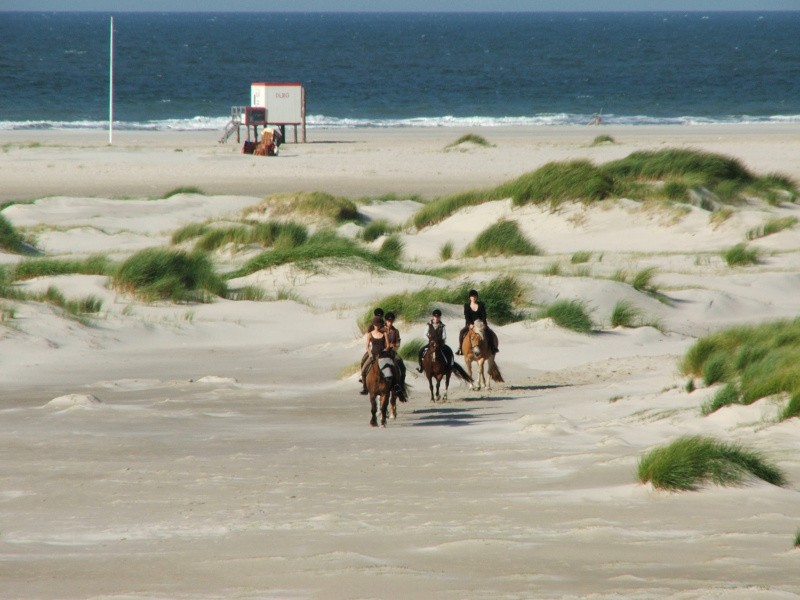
left=108, top=16, right=114, bottom=145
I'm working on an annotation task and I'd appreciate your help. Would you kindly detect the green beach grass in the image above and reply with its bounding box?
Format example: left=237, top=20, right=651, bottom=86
left=540, top=299, right=593, bottom=333
left=681, top=318, right=800, bottom=420
left=410, top=149, right=798, bottom=230
left=13, top=255, right=113, bottom=281
left=610, top=299, right=642, bottom=328
left=0, top=213, right=25, bottom=253
left=723, top=243, right=760, bottom=267
left=746, top=216, right=798, bottom=240
left=445, top=133, right=493, bottom=149
left=113, top=248, right=227, bottom=302
left=637, top=435, right=786, bottom=490
left=462, top=220, right=540, bottom=257
left=227, top=230, right=401, bottom=279
left=248, top=191, right=361, bottom=225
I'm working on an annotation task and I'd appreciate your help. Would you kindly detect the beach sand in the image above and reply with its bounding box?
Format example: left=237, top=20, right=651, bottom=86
left=2, top=124, right=800, bottom=599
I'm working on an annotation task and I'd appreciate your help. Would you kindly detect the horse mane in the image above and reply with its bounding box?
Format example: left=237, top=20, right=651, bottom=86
left=472, top=319, right=486, bottom=340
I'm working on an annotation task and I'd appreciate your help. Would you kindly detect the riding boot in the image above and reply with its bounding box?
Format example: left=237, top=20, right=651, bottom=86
left=359, top=358, right=371, bottom=394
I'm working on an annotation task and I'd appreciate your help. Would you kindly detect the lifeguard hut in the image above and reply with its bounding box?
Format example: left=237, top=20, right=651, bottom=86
left=219, top=82, right=306, bottom=144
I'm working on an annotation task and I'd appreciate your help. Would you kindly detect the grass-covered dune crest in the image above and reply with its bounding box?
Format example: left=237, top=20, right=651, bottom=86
left=681, top=318, right=800, bottom=420
left=637, top=435, right=786, bottom=491
left=410, top=148, right=798, bottom=230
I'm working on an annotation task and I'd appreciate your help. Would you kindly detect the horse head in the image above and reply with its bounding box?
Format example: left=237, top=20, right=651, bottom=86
left=377, top=355, right=395, bottom=381
left=465, top=320, right=484, bottom=357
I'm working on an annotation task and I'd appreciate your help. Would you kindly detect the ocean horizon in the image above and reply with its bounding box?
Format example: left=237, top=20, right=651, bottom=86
left=2, top=11, right=800, bottom=131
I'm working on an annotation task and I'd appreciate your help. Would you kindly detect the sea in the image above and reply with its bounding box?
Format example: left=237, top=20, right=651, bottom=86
left=1, top=11, right=800, bottom=131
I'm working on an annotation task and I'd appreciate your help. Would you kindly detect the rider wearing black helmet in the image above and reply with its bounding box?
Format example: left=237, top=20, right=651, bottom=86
left=457, top=289, right=499, bottom=355
left=416, top=308, right=454, bottom=372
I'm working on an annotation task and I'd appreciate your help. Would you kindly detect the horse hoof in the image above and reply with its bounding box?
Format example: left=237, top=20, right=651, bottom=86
left=370, top=418, right=378, bottom=427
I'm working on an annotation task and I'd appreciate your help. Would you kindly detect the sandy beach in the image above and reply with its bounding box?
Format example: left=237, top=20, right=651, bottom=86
left=2, top=124, right=800, bottom=599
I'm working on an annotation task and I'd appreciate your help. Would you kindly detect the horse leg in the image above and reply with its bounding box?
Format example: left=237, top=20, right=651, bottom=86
left=464, top=357, right=476, bottom=391
left=380, top=392, right=389, bottom=427
left=390, top=391, right=397, bottom=420
left=369, top=394, right=378, bottom=427
left=478, top=359, right=487, bottom=391
left=442, top=371, right=451, bottom=402
left=435, top=376, right=441, bottom=402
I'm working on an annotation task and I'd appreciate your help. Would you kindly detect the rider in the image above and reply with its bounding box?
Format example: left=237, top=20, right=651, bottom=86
left=359, top=314, right=405, bottom=399
left=358, top=307, right=385, bottom=394
left=384, top=312, right=407, bottom=391
left=457, top=289, right=499, bottom=355
left=416, top=308, right=454, bottom=372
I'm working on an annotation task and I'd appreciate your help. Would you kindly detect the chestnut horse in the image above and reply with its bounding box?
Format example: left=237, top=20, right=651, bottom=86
left=422, top=328, right=472, bottom=402
left=461, top=319, right=504, bottom=391
left=365, top=353, right=406, bottom=427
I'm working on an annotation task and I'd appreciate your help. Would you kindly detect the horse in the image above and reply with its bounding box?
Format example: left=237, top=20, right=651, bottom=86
left=365, top=352, right=406, bottom=427
left=422, top=329, right=472, bottom=402
left=461, top=319, right=504, bottom=391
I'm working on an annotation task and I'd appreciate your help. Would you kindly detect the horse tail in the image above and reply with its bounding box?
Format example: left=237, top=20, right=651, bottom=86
left=451, top=362, right=473, bottom=384
left=398, top=382, right=410, bottom=402
left=488, top=360, right=504, bottom=383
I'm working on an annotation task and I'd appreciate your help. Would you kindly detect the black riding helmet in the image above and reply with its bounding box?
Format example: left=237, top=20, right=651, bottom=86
left=385, top=311, right=396, bottom=321
left=374, top=307, right=385, bottom=317
left=432, top=309, right=442, bottom=317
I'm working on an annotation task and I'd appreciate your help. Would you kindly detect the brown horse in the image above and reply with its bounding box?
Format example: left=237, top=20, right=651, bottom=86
left=365, top=353, right=406, bottom=426
left=461, top=319, right=504, bottom=391
left=422, top=330, right=472, bottom=402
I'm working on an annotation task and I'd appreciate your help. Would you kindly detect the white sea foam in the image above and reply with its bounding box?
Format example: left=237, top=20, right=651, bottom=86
left=3, top=113, right=800, bottom=132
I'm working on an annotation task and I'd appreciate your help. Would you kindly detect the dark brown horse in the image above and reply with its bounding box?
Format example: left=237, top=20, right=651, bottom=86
left=461, top=319, right=504, bottom=391
left=422, top=330, right=472, bottom=402
left=365, top=353, right=406, bottom=426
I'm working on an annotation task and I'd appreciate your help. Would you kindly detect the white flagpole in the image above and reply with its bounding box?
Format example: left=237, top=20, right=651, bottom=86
left=109, top=16, right=114, bottom=145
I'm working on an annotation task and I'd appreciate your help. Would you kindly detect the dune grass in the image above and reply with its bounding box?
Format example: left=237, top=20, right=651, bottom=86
left=252, top=191, right=361, bottom=224
left=0, top=266, right=26, bottom=300
left=410, top=188, right=495, bottom=230
left=171, top=222, right=212, bottom=245
left=591, top=134, right=615, bottom=146
left=410, top=149, right=799, bottom=230
left=779, top=391, right=800, bottom=421
left=362, top=274, right=526, bottom=329
left=723, top=243, right=760, bottom=267
left=462, top=220, right=540, bottom=257
left=540, top=299, right=593, bottom=334
left=631, top=266, right=658, bottom=293
left=794, top=529, right=800, bottom=550
left=113, top=248, right=227, bottom=302
left=161, top=186, right=205, bottom=198
left=12, top=255, right=113, bottom=281
left=746, top=216, right=798, bottom=240
left=637, top=435, right=786, bottom=490
left=610, top=299, right=643, bottom=328
left=32, top=286, right=103, bottom=324
left=361, top=219, right=393, bottom=242
left=439, top=241, right=454, bottom=261
left=192, top=221, right=308, bottom=253
left=681, top=318, right=800, bottom=419
left=0, top=213, right=25, bottom=253
left=379, top=234, right=404, bottom=262
left=228, top=230, right=401, bottom=279
left=399, top=338, right=426, bottom=361
left=570, top=251, right=592, bottom=264
left=445, top=133, right=493, bottom=149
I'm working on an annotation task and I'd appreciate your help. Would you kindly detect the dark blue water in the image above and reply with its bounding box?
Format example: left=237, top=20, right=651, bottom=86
left=2, top=11, right=799, bottom=130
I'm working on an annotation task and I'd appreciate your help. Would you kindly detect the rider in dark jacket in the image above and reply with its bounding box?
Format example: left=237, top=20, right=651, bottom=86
left=457, top=289, right=498, bottom=355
